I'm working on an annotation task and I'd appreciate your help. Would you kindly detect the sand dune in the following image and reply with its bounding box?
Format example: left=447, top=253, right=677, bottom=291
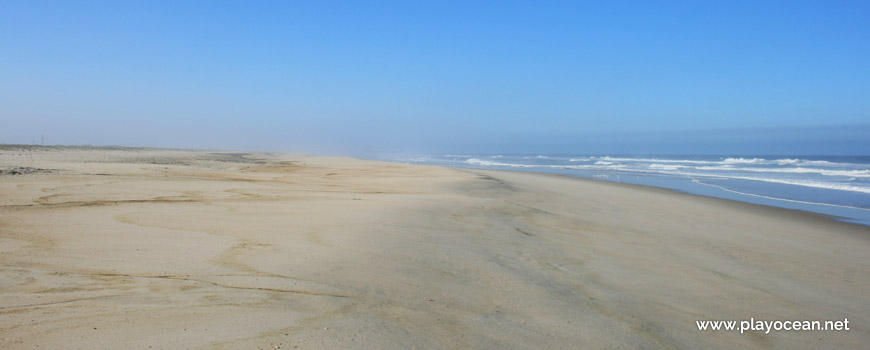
left=1, top=146, right=867, bottom=349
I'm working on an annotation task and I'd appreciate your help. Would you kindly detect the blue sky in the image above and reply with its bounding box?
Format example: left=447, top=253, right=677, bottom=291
left=1, top=1, right=868, bottom=155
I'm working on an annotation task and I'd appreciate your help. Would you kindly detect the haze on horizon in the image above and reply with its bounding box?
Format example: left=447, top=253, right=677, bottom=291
left=1, top=1, right=868, bottom=156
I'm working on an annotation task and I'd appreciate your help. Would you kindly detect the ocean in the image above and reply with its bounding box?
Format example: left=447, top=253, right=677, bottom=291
left=381, top=154, right=870, bottom=226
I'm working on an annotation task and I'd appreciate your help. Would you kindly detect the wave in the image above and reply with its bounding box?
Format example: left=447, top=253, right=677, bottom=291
left=725, top=177, right=870, bottom=194
left=691, top=166, right=870, bottom=178
left=669, top=172, right=870, bottom=194
left=691, top=178, right=870, bottom=210
left=459, top=155, right=870, bottom=195
left=464, top=158, right=537, bottom=168
left=454, top=154, right=860, bottom=169
left=403, top=154, right=870, bottom=220
left=598, top=156, right=720, bottom=164
left=649, top=164, right=686, bottom=170
left=464, top=159, right=870, bottom=180
left=585, top=165, right=870, bottom=194
left=797, top=160, right=839, bottom=166
left=465, top=159, right=626, bottom=171
left=721, top=157, right=853, bottom=167
left=721, top=157, right=767, bottom=164
left=594, top=156, right=857, bottom=168
left=774, top=158, right=801, bottom=165
left=768, top=158, right=840, bottom=166
left=564, top=164, right=626, bottom=170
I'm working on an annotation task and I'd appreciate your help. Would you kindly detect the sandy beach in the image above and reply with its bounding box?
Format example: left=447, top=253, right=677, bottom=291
left=1, top=146, right=867, bottom=349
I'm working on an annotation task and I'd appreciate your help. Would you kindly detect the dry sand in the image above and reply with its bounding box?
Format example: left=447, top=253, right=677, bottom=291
left=1, top=146, right=868, bottom=349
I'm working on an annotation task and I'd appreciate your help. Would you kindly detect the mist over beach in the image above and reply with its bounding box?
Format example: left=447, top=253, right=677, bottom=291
left=2, top=1, right=869, bottom=349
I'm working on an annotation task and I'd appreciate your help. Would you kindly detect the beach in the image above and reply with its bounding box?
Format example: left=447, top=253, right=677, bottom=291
left=1, top=146, right=868, bottom=349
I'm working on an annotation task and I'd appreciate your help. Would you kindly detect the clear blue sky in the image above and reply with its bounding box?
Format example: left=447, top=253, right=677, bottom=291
left=1, top=1, right=868, bottom=155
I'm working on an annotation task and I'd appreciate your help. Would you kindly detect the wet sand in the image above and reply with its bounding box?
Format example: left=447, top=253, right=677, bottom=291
left=1, top=146, right=868, bottom=349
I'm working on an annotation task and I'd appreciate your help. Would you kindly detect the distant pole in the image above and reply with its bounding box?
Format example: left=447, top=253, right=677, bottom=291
left=42, top=134, right=44, bottom=146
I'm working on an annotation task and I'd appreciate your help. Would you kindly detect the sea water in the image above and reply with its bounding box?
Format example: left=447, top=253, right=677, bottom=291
left=381, top=154, right=870, bottom=226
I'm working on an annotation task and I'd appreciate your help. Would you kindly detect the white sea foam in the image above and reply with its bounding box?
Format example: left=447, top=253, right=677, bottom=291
left=574, top=165, right=870, bottom=194
left=692, top=166, right=870, bottom=178
left=562, top=164, right=870, bottom=194
left=691, top=178, right=870, bottom=210
left=593, top=156, right=856, bottom=168
left=599, top=156, right=720, bottom=164
left=454, top=155, right=870, bottom=195
left=565, top=164, right=626, bottom=170
left=774, top=158, right=801, bottom=165
left=794, top=159, right=839, bottom=166
left=667, top=171, right=870, bottom=194
left=722, top=157, right=766, bottom=164
left=723, top=157, right=846, bottom=167
left=649, top=164, right=686, bottom=170
left=464, top=158, right=537, bottom=168
left=771, top=158, right=840, bottom=166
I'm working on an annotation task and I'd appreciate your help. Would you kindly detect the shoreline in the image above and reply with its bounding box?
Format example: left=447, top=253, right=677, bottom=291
left=422, top=160, right=870, bottom=226
left=1, top=146, right=868, bottom=349
left=462, top=167, right=869, bottom=230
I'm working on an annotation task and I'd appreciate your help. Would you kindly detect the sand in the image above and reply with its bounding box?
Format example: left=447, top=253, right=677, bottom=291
left=1, top=146, right=868, bottom=349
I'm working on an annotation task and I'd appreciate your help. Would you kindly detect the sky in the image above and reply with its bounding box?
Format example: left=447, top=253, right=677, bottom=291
left=1, top=1, right=868, bottom=155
